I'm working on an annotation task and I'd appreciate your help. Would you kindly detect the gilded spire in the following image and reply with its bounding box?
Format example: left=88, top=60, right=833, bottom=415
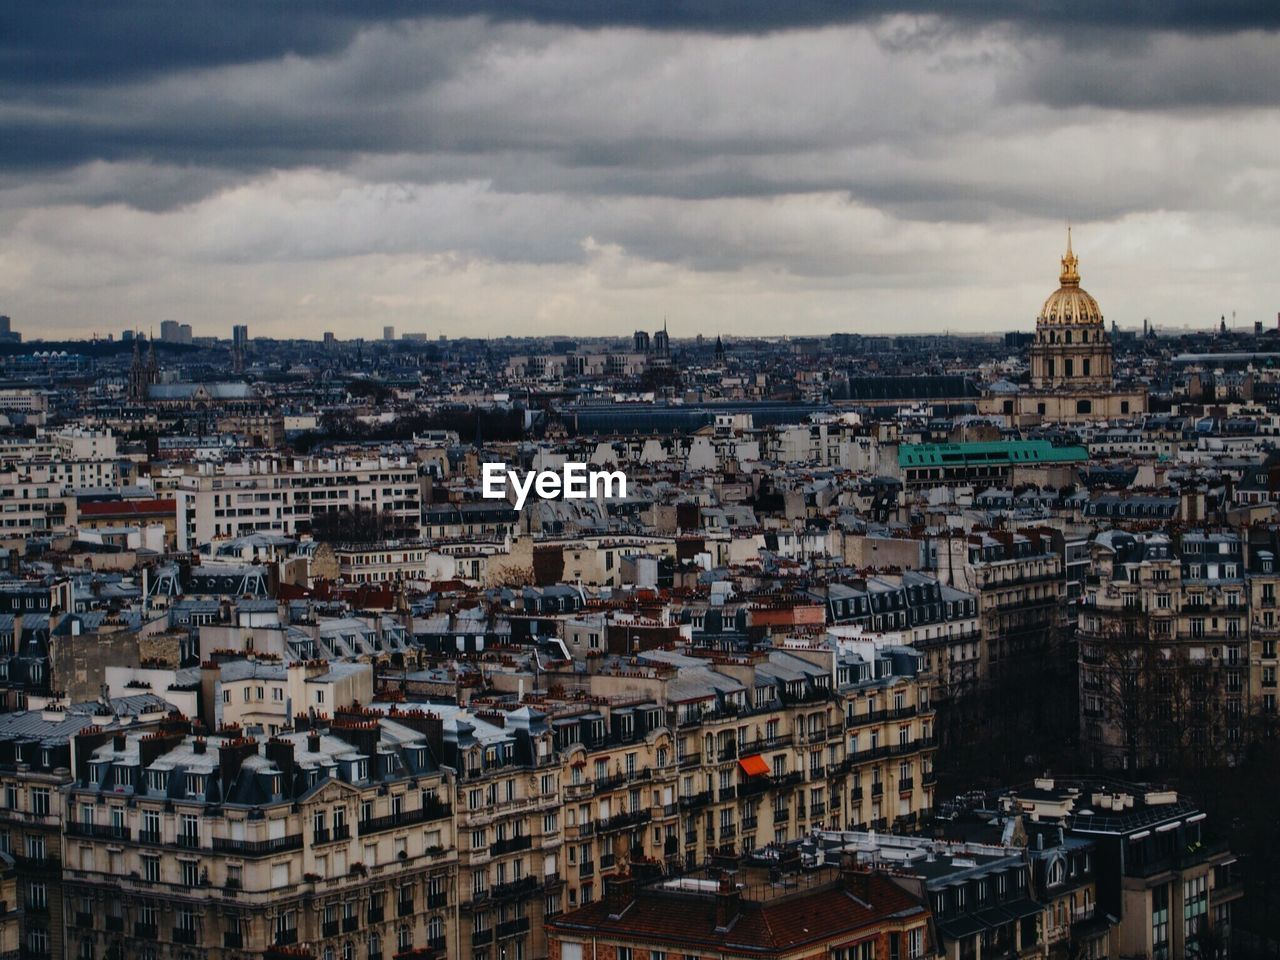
left=1059, top=224, right=1079, bottom=286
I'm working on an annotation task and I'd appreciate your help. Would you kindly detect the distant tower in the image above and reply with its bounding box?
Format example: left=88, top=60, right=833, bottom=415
left=651, top=321, right=671, bottom=370
left=383, top=326, right=396, bottom=342
left=715, top=335, right=726, bottom=362
left=232, top=324, right=249, bottom=374
left=633, top=330, right=650, bottom=354
left=128, top=332, right=159, bottom=401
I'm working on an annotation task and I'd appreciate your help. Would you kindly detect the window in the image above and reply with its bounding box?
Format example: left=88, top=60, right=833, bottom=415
left=1183, top=876, right=1208, bottom=947
left=1152, top=884, right=1170, bottom=960
left=143, top=855, right=161, bottom=883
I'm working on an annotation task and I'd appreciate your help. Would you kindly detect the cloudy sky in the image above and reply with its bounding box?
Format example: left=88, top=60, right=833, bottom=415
left=3, top=2, right=1279, bottom=341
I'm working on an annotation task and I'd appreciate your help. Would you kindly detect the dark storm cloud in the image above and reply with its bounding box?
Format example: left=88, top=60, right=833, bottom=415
left=2, top=1, right=1279, bottom=338
left=4, top=0, right=1279, bottom=87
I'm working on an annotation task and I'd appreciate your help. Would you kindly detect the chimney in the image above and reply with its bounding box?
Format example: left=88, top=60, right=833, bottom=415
left=265, top=738, right=297, bottom=791
left=714, top=872, right=742, bottom=932
left=840, top=855, right=874, bottom=904
left=218, top=736, right=259, bottom=797
left=113, top=733, right=126, bottom=752
left=605, top=875, right=636, bottom=919
left=308, top=732, right=322, bottom=753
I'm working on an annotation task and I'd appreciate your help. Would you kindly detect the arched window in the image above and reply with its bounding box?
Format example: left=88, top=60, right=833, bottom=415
left=1048, top=858, right=1066, bottom=886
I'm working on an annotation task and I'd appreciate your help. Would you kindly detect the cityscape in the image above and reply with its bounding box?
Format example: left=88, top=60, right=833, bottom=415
left=2, top=3, right=1280, bottom=960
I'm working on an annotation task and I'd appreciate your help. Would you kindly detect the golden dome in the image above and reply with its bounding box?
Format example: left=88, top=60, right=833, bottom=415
left=1038, top=227, right=1103, bottom=326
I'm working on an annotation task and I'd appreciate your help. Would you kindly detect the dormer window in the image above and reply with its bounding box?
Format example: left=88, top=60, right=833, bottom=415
left=185, top=773, right=204, bottom=797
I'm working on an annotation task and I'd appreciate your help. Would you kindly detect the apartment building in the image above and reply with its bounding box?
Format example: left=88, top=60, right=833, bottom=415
left=62, top=713, right=456, bottom=960
left=534, top=639, right=938, bottom=895
left=811, top=573, right=981, bottom=703
left=174, top=457, right=422, bottom=550
left=998, top=778, right=1241, bottom=960
left=0, top=470, right=77, bottom=539
left=547, top=862, right=934, bottom=960
left=0, top=694, right=175, bottom=960
left=1078, top=529, right=1277, bottom=769
left=382, top=702, right=562, bottom=960
left=941, top=529, right=1068, bottom=684
left=204, top=659, right=374, bottom=736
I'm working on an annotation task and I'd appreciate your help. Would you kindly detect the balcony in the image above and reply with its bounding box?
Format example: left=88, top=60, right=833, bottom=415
left=360, top=801, right=452, bottom=836
left=133, top=923, right=158, bottom=940
left=718, top=786, right=737, bottom=802
left=173, top=928, right=198, bottom=946
left=138, top=829, right=162, bottom=845
left=75, top=912, right=93, bottom=929
left=591, top=773, right=627, bottom=794
left=177, top=833, right=201, bottom=849
left=67, top=822, right=132, bottom=841
left=809, top=802, right=826, bottom=818
left=600, top=852, right=617, bottom=869
left=491, top=834, right=533, bottom=856
left=898, top=778, right=915, bottom=793
left=845, top=747, right=890, bottom=767
left=598, top=810, right=652, bottom=833
left=275, top=928, right=300, bottom=946
left=212, top=834, right=303, bottom=856
left=399, top=899, right=415, bottom=918
left=680, top=791, right=711, bottom=810
left=224, top=932, right=244, bottom=949
left=313, top=824, right=351, bottom=845
left=850, top=787, right=864, bottom=802
left=678, top=752, right=702, bottom=770
left=105, top=916, right=124, bottom=933
left=427, top=892, right=448, bottom=908
left=367, top=906, right=385, bottom=924
left=773, top=806, right=790, bottom=822
left=579, top=861, right=595, bottom=878
left=770, top=771, right=804, bottom=789
left=427, top=936, right=447, bottom=952
left=871, top=783, right=884, bottom=797
left=719, top=823, right=737, bottom=841
left=497, top=917, right=531, bottom=939
left=344, top=915, right=361, bottom=933
left=323, top=920, right=340, bottom=938
left=473, top=929, right=494, bottom=947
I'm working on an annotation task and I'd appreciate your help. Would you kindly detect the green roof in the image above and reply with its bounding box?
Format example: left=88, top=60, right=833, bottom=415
left=898, top=440, right=1088, bottom=468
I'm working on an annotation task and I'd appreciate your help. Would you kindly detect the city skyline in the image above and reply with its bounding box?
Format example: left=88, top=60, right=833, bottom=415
left=2, top=3, right=1280, bottom=338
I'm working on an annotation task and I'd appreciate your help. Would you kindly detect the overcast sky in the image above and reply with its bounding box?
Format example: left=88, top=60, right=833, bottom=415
left=3, top=2, right=1279, bottom=341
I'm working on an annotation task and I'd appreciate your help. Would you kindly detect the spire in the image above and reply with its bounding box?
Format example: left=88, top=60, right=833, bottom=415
left=1059, top=224, right=1080, bottom=286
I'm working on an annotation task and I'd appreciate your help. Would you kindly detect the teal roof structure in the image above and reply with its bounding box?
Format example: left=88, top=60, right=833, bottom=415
left=898, top=440, right=1088, bottom=468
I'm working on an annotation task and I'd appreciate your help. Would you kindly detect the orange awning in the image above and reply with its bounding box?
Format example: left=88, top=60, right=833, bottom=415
left=738, top=754, right=769, bottom=777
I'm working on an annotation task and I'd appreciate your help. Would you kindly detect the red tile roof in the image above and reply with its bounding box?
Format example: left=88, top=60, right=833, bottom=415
left=548, top=872, right=927, bottom=957
left=79, top=498, right=175, bottom=518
